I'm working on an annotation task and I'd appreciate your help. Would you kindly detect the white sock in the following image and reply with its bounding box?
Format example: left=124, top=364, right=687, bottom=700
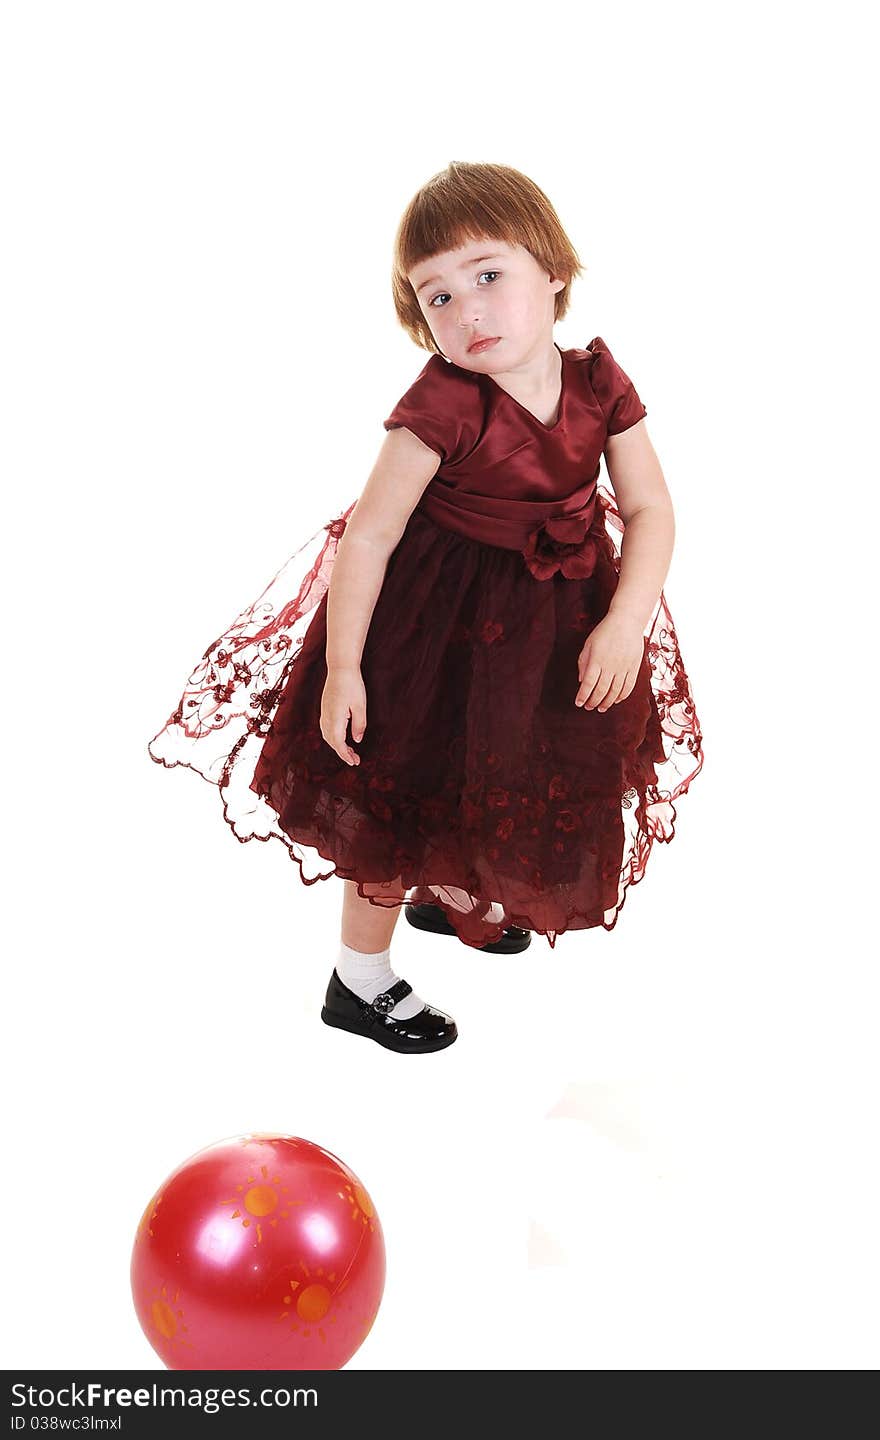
left=336, top=942, right=427, bottom=1021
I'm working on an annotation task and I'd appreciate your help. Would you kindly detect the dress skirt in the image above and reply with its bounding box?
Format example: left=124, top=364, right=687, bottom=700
left=148, top=488, right=703, bottom=949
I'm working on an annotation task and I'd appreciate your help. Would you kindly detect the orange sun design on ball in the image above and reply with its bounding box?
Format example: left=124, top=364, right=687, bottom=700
left=277, top=1261, right=341, bottom=1344
left=146, top=1284, right=194, bottom=1353
left=340, top=1179, right=377, bottom=1231
left=136, top=1191, right=163, bottom=1242
left=220, top=1162, right=303, bottom=1243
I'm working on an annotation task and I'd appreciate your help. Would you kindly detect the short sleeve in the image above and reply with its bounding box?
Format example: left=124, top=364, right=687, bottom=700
left=383, top=355, right=481, bottom=466
left=586, top=336, right=648, bottom=436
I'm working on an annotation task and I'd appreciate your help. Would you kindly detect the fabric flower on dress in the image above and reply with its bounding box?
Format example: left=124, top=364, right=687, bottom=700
left=521, top=513, right=600, bottom=581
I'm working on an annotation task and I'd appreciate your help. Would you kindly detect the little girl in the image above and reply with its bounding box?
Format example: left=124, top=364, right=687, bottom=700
left=148, top=161, right=703, bottom=1056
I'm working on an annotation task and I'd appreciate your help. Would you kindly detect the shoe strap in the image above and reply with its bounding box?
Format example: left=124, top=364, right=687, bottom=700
left=370, top=979, right=412, bottom=1014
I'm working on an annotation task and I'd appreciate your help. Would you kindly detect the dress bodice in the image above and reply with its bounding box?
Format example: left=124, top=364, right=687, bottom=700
left=383, top=336, right=647, bottom=554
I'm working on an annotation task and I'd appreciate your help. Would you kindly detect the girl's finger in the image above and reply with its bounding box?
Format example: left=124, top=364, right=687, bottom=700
left=587, top=671, right=616, bottom=711
left=577, top=669, right=607, bottom=707
left=597, top=675, right=625, bottom=711
left=588, top=677, right=615, bottom=709
left=576, top=664, right=602, bottom=702
left=619, top=666, right=638, bottom=703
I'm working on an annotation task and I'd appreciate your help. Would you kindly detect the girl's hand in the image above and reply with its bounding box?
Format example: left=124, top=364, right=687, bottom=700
left=321, top=666, right=367, bottom=766
left=575, top=614, right=645, bottom=711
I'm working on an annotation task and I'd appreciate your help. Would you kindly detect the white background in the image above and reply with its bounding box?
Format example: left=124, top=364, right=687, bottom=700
left=2, top=0, right=877, bottom=1371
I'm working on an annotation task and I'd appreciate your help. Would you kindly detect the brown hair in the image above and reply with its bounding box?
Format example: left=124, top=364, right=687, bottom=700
left=391, top=161, right=585, bottom=355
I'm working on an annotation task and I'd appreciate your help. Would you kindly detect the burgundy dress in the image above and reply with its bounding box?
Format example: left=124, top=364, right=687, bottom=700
left=148, top=338, right=703, bottom=948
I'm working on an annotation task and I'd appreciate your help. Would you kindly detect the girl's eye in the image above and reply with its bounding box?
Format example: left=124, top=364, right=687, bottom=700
left=428, top=271, right=500, bottom=308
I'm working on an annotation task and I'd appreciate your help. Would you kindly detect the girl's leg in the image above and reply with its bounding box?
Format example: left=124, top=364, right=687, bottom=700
left=341, top=877, right=406, bottom=952
left=335, top=877, right=443, bottom=1023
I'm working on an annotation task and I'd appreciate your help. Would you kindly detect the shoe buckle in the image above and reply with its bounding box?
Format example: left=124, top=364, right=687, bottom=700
left=371, top=991, right=395, bottom=1015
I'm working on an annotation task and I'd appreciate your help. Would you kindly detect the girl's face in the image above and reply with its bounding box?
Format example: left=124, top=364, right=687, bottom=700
left=407, top=238, right=566, bottom=372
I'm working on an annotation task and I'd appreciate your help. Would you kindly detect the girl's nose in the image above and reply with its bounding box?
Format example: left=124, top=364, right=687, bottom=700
left=456, top=301, right=483, bottom=326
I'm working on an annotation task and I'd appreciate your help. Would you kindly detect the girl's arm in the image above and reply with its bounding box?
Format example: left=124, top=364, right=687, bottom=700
left=325, top=427, right=441, bottom=672
left=603, top=422, right=676, bottom=633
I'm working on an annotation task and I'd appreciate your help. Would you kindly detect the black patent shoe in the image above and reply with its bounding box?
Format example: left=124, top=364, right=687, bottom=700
left=404, top=901, right=532, bottom=954
left=320, top=969, right=458, bottom=1054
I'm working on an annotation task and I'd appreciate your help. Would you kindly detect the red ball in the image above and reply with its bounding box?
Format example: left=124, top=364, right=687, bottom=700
left=130, top=1133, right=385, bottom=1370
